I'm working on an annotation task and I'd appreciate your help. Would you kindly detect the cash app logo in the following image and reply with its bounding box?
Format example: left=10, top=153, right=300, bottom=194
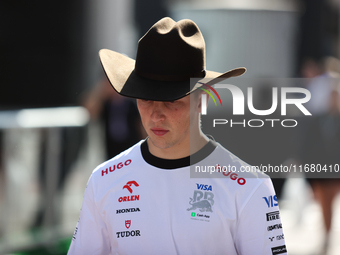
left=191, top=212, right=196, bottom=217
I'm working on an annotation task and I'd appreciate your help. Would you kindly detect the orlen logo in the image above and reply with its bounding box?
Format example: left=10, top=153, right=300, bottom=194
left=101, top=159, right=132, bottom=176
left=123, top=180, right=139, bottom=193
left=119, top=180, right=140, bottom=203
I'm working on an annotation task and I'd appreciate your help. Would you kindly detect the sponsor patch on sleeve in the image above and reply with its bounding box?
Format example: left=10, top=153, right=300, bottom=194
left=271, top=245, right=287, bottom=255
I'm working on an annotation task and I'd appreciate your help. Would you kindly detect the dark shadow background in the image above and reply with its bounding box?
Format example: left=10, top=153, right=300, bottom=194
left=0, top=1, right=86, bottom=110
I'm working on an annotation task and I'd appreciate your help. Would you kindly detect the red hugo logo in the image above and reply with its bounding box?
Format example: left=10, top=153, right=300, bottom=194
left=215, top=164, right=246, bottom=185
left=198, top=82, right=222, bottom=115
left=101, top=159, right=132, bottom=176
left=118, top=180, right=140, bottom=202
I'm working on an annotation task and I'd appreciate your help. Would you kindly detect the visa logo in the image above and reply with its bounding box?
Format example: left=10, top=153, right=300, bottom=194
left=263, top=195, right=278, bottom=208
left=196, top=183, right=212, bottom=191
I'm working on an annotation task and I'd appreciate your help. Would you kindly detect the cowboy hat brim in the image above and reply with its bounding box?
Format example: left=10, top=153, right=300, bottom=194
left=99, top=49, right=246, bottom=101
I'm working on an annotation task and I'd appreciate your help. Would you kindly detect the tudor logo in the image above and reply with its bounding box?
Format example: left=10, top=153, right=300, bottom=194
left=123, top=180, right=139, bottom=193
left=125, top=220, right=131, bottom=229
left=116, top=219, right=141, bottom=238
left=116, top=230, right=141, bottom=238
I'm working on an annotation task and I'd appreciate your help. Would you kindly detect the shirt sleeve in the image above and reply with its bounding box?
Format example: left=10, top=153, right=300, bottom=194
left=68, top=175, right=111, bottom=255
left=234, top=178, right=287, bottom=255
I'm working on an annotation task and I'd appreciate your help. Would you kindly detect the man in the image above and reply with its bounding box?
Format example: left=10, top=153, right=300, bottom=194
left=68, top=17, right=287, bottom=254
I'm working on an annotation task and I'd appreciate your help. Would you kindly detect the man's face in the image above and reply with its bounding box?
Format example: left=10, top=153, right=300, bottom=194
left=136, top=93, right=201, bottom=151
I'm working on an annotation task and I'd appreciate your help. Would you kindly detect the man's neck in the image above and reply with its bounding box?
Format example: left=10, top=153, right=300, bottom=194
left=147, top=132, right=209, bottom=160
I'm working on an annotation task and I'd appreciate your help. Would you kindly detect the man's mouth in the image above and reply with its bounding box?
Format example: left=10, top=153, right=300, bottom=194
left=151, top=128, right=169, bottom=136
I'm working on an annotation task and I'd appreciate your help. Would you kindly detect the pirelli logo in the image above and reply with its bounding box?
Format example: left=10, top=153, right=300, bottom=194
left=266, top=211, right=280, bottom=221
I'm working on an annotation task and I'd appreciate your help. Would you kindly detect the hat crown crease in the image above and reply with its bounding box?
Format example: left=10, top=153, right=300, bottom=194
left=98, top=17, right=246, bottom=101
left=135, top=19, right=206, bottom=81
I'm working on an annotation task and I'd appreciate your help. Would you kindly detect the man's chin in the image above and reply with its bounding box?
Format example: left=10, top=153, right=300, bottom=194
left=148, top=137, right=173, bottom=150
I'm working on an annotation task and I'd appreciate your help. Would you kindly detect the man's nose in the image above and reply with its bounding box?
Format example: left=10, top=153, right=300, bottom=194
left=150, top=102, right=165, bottom=122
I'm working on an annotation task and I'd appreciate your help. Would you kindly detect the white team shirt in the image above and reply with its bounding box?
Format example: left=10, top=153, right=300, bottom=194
left=68, top=139, right=287, bottom=255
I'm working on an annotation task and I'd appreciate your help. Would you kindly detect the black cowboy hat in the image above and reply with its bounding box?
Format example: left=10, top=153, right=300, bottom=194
left=99, top=17, right=246, bottom=101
